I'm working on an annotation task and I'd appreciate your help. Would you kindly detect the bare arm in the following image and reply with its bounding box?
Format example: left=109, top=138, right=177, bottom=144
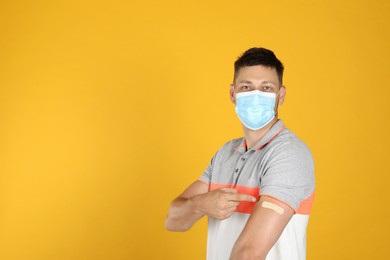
left=165, top=181, right=208, bottom=232
left=229, top=196, right=294, bottom=260
left=165, top=181, right=256, bottom=232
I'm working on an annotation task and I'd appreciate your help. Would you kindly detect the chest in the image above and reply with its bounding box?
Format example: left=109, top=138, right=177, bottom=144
left=210, top=148, right=272, bottom=188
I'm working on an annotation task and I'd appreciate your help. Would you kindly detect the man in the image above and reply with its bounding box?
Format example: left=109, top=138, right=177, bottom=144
left=165, top=47, right=315, bottom=260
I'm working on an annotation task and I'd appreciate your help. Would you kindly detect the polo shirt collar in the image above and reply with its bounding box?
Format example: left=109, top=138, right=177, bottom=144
left=237, top=120, right=286, bottom=153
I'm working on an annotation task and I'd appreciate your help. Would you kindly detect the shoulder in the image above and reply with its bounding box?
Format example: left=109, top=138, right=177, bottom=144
left=217, top=137, right=245, bottom=152
left=260, top=128, right=315, bottom=210
left=262, top=127, right=315, bottom=188
left=268, top=127, right=313, bottom=161
left=210, top=137, right=245, bottom=161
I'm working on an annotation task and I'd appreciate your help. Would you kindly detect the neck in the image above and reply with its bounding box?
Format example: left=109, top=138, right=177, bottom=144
left=243, top=117, right=279, bottom=150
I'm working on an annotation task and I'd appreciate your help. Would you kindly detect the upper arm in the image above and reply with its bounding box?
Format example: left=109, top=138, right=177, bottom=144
left=230, top=196, right=294, bottom=259
left=230, top=141, right=315, bottom=259
left=260, top=141, right=315, bottom=210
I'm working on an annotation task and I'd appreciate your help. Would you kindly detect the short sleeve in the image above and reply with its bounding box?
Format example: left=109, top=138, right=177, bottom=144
left=259, top=140, right=315, bottom=211
left=199, top=154, right=215, bottom=185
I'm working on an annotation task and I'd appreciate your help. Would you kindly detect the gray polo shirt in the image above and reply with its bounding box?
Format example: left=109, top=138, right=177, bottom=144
left=199, top=119, right=315, bottom=260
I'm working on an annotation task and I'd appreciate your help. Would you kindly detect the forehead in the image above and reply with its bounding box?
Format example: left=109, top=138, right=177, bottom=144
left=235, top=65, right=279, bottom=85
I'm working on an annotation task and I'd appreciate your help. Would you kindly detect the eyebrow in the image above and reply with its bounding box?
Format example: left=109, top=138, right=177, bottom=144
left=238, top=80, right=277, bottom=86
left=238, top=80, right=253, bottom=84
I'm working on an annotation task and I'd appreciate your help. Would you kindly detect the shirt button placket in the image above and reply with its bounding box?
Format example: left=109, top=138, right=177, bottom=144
left=233, top=156, right=247, bottom=183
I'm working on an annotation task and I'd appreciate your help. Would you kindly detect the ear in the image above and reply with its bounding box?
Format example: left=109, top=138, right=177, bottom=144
left=230, top=84, right=236, bottom=104
left=278, top=85, right=286, bottom=105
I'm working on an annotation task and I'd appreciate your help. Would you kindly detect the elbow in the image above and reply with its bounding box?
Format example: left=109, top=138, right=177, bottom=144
left=166, top=224, right=190, bottom=232
left=165, top=215, right=191, bottom=232
left=230, top=253, right=265, bottom=260
left=230, top=246, right=266, bottom=260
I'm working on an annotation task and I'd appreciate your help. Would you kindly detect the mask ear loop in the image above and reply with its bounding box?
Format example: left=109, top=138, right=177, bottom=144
left=274, top=89, right=282, bottom=117
left=275, top=89, right=281, bottom=98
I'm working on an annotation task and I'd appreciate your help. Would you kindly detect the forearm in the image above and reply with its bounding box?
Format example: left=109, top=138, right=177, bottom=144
left=165, top=196, right=205, bottom=232
left=165, top=183, right=256, bottom=232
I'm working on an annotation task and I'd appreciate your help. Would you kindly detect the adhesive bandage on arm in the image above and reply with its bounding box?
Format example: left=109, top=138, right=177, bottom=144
left=261, top=201, right=284, bottom=215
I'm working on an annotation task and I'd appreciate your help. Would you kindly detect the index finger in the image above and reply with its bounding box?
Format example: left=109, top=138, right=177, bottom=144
left=229, top=193, right=257, bottom=202
left=218, top=188, right=238, bottom=193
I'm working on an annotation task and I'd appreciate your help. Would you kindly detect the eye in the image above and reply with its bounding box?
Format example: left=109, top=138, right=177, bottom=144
left=241, top=85, right=250, bottom=91
left=262, top=86, right=273, bottom=91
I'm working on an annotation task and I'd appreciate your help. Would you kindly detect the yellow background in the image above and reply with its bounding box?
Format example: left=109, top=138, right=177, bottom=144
left=0, top=0, right=389, bottom=259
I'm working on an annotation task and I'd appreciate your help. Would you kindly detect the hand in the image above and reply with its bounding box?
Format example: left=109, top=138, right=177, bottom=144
left=194, top=188, right=256, bottom=220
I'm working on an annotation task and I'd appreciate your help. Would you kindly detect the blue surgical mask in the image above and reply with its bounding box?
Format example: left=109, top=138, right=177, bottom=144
left=235, top=90, right=277, bottom=130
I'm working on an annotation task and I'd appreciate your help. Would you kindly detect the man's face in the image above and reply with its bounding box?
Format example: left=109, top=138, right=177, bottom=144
left=230, top=65, right=286, bottom=110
